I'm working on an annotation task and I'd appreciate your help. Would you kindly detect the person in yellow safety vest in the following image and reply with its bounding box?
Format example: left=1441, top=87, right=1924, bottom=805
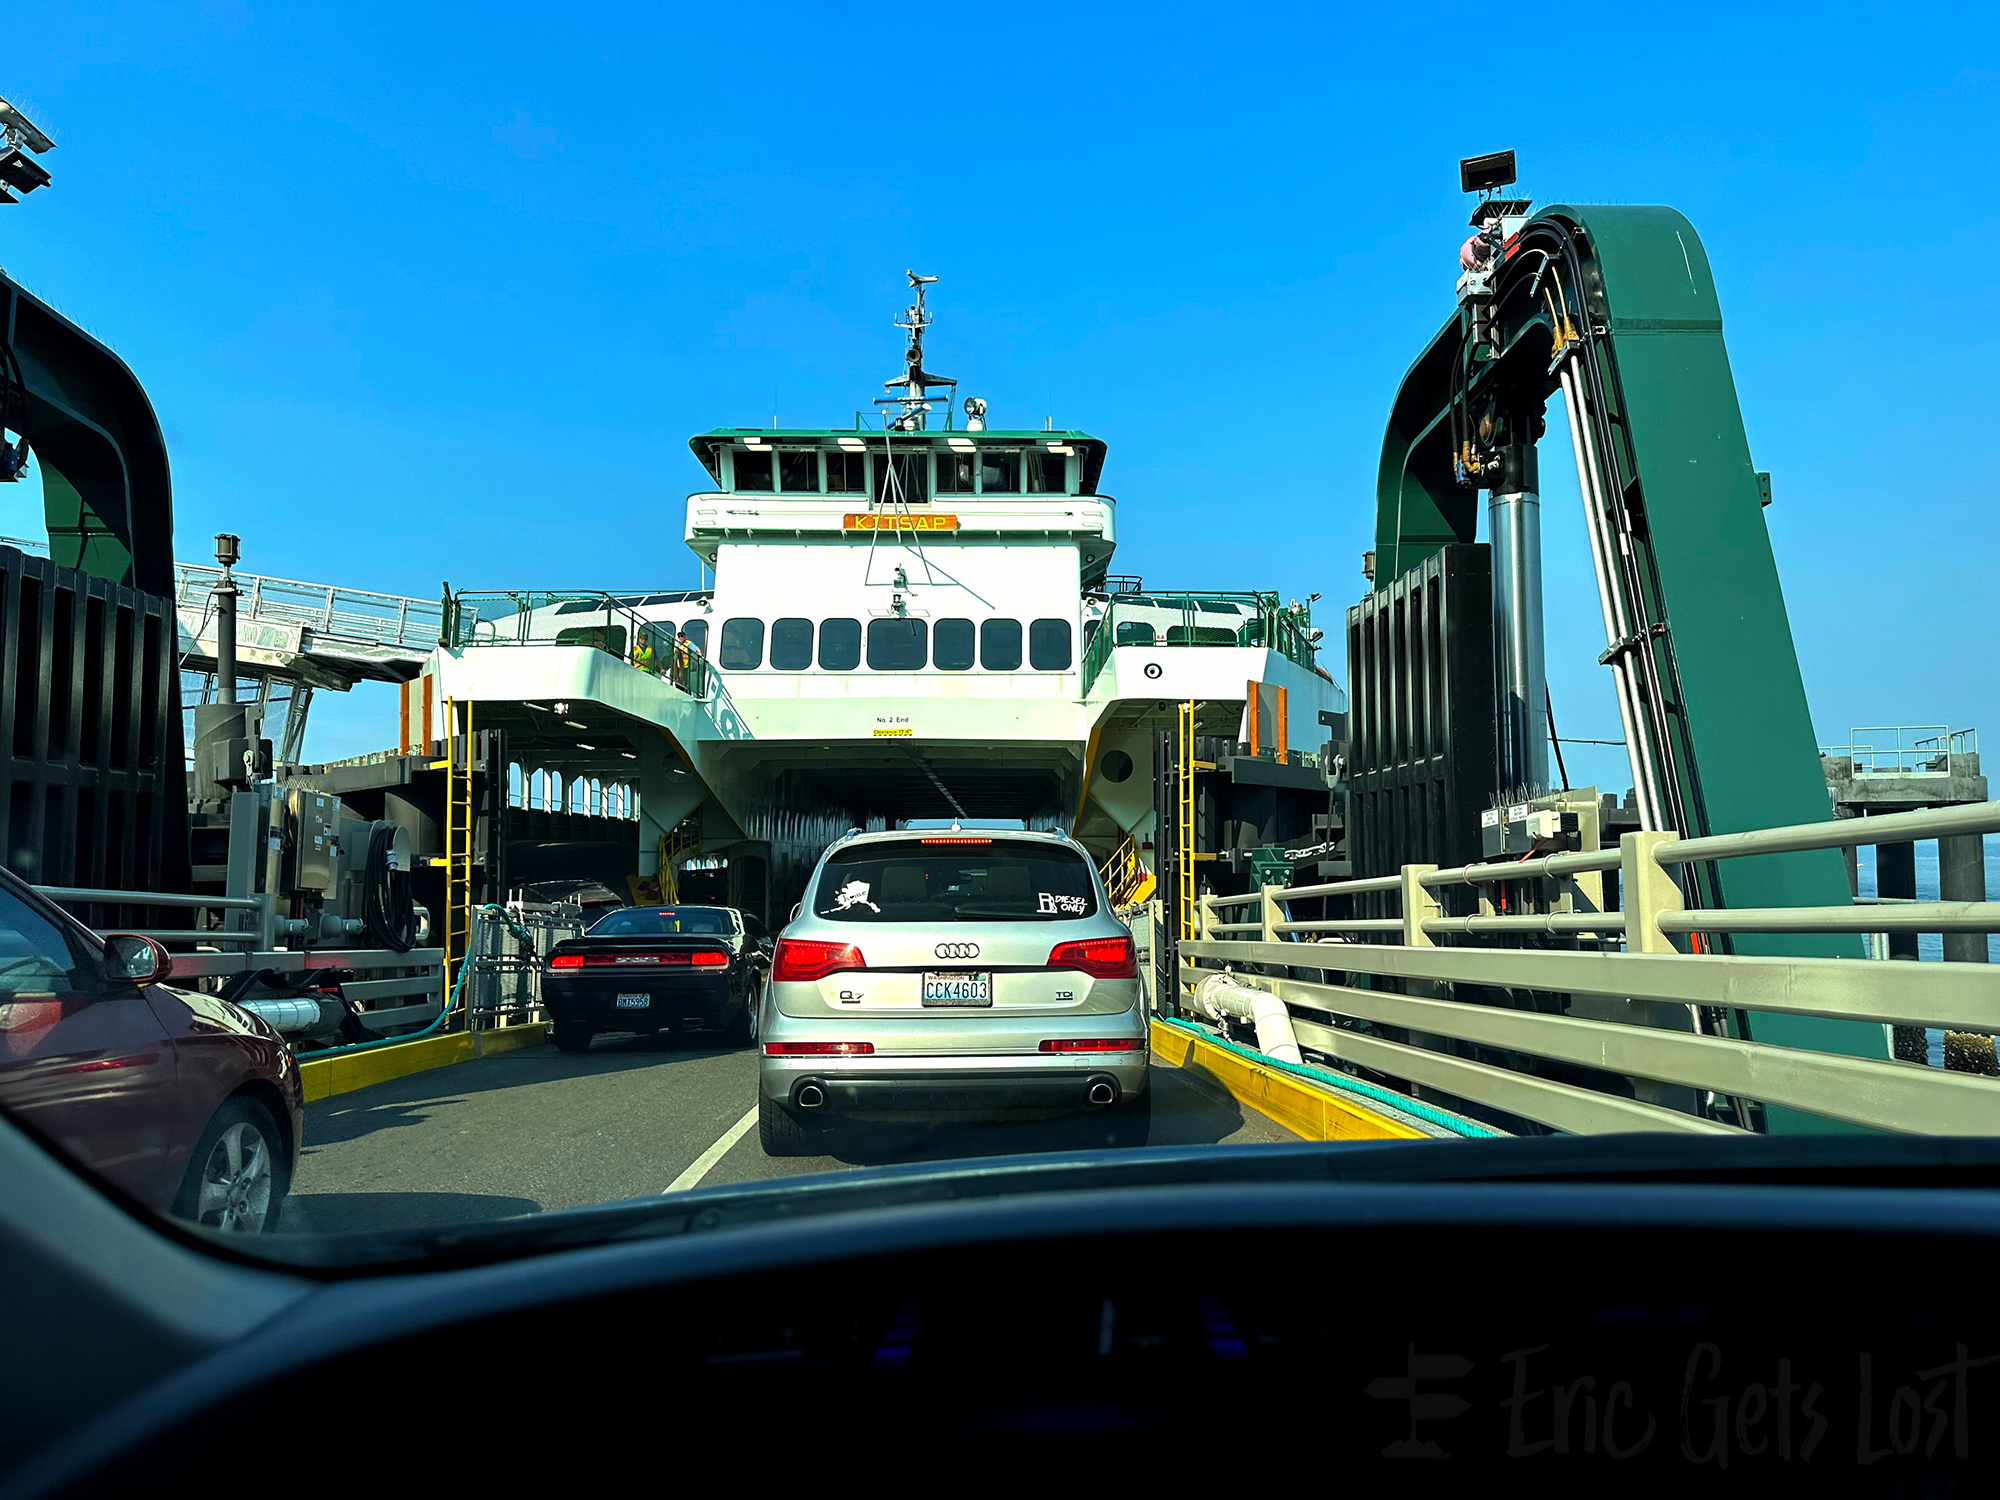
left=673, top=629, right=692, bottom=684
left=631, top=636, right=657, bottom=675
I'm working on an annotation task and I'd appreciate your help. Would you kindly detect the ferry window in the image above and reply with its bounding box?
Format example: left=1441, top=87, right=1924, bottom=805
left=980, top=617, right=1022, bottom=671
left=827, top=452, right=866, bottom=493
left=1115, top=619, right=1157, bottom=646
left=933, top=617, right=975, bottom=670
left=733, top=449, right=774, bottom=491
left=874, top=451, right=928, bottom=505
left=818, top=617, right=861, bottom=670
left=719, top=617, right=764, bottom=670
left=936, top=452, right=976, bottom=494
left=770, top=617, right=813, bottom=670
left=1030, top=617, right=1074, bottom=671
left=1082, top=618, right=1100, bottom=651
left=867, top=617, right=928, bottom=671
left=779, top=451, right=819, bottom=492
left=680, top=618, right=708, bottom=654
left=1199, top=600, right=1242, bottom=614
left=1028, top=451, right=1067, bottom=494
left=980, top=450, right=1020, bottom=493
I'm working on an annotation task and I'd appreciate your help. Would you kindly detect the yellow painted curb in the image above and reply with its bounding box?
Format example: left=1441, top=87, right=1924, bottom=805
left=1152, top=1018, right=1426, bottom=1142
left=299, top=1023, right=549, bottom=1103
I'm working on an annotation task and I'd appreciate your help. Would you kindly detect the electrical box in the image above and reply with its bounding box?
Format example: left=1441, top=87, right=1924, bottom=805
left=1481, top=801, right=1575, bottom=859
left=286, top=788, right=342, bottom=894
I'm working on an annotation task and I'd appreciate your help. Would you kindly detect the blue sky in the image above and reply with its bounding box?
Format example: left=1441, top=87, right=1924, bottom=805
left=2, top=2, right=1996, bottom=789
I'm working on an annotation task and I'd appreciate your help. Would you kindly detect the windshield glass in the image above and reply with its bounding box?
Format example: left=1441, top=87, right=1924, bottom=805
left=590, top=907, right=735, bottom=936
left=2, top=33, right=1995, bottom=1289
left=811, top=839, right=1099, bottom=922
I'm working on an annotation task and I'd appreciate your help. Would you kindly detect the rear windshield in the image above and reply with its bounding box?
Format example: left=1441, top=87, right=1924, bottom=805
left=589, top=907, right=735, bottom=936
left=813, top=839, right=1098, bottom=923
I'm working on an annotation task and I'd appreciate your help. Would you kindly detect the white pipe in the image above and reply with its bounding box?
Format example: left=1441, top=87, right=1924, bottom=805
left=1195, top=971, right=1303, bottom=1064
left=1559, top=366, right=1665, bottom=831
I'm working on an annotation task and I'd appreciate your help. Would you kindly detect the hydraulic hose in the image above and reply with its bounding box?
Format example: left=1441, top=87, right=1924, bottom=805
left=296, top=904, right=508, bottom=1059
left=362, top=821, right=415, bottom=953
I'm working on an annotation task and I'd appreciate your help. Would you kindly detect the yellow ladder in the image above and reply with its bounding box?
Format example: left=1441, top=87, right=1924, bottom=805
left=1178, top=700, right=1198, bottom=941
left=1099, top=835, right=1157, bottom=909
left=434, top=697, right=474, bottom=1010
left=658, top=814, right=699, bottom=904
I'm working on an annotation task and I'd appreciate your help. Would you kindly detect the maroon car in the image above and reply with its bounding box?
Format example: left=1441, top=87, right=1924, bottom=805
left=0, top=866, right=303, bottom=1233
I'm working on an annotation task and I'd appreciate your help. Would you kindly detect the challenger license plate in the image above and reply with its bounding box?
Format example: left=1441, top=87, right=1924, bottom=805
left=921, top=971, right=992, bottom=1007
left=614, top=993, right=651, bottom=1009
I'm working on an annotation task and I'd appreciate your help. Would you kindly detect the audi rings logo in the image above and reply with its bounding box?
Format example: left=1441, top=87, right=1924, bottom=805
left=1143, top=662, right=1163, bottom=679
left=934, top=942, right=981, bottom=960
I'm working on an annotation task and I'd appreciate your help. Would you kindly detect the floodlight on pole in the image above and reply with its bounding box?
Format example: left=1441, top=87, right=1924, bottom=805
left=0, top=94, right=55, bottom=202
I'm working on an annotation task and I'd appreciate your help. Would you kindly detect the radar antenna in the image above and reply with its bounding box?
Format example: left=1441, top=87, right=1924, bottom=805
left=877, top=270, right=955, bottom=431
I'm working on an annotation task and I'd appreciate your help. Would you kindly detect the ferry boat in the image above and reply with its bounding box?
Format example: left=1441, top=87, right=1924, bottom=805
left=427, top=274, right=1345, bottom=921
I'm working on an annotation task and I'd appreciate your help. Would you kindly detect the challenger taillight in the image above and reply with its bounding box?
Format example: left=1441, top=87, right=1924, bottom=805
left=771, top=938, right=867, bottom=983
left=1045, top=935, right=1138, bottom=979
left=546, top=949, right=727, bottom=969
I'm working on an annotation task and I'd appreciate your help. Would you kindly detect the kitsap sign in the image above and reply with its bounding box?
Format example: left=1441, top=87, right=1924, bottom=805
left=842, top=514, right=960, bottom=532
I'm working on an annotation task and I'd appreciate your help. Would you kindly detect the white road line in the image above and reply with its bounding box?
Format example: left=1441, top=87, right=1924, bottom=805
left=664, top=1105, right=759, bottom=1195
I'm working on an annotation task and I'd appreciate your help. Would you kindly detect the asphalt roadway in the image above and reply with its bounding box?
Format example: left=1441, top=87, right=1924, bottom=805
left=274, top=1032, right=1295, bottom=1235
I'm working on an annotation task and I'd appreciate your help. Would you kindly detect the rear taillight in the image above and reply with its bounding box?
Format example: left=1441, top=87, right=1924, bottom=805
left=1039, top=1038, right=1144, bottom=1053
left=772, top=938, right=867, bottom=983
left=546, top=949, right=727, bottom=969
left=763, top=1041, right=875, bottom=1056
left=1045, top=935, right=1137, bottom=979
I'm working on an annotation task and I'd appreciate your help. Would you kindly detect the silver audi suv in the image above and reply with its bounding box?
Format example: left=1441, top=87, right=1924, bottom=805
left=757, top=828, right=1150, bottom=1155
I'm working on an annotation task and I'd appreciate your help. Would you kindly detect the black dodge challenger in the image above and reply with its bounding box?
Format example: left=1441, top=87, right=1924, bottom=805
left=543, top=905, right=773, bottom=1052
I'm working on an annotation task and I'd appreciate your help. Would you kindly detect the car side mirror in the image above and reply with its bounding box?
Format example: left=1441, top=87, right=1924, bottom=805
left=103, top=934, right=172, bottom=987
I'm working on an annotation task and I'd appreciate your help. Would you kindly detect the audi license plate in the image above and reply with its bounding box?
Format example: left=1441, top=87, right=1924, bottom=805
left=615, top=993, right=651, bottom=1009
left=921, top=971, right=992, bottom=1007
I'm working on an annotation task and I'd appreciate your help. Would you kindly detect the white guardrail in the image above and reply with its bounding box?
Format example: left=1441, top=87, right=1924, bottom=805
left=1181, top=801, right=2000, bottom=1136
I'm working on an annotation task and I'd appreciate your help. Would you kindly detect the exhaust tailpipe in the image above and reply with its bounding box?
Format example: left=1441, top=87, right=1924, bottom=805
left=796, top=1083, right=826, bottom=1110
left=1086, top=1081, right=1117, bottom=1107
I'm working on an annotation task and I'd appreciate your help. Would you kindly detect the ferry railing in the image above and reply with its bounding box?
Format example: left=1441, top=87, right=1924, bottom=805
left=1081, top=592, right=1318, bottom=695
left=1178, top=800, right=2000, bottom=1136
left=441, top=589, right=709, bottom=698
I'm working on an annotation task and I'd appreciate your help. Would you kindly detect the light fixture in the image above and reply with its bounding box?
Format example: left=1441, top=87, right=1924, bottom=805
left=838, top=437, right=866, bottom=451
left=553, top=702, right=570, bottom=715
left=947, top=437, right=975, bottom=451
left=576, top=743, right=596, bottom=751
left=620, top=751, right=637, bottom=760
left=743, top=436, right=765, bottom=446
left=1046, top=444, right=1074, bottom=456
left=564, top=720, right=587, bottom=730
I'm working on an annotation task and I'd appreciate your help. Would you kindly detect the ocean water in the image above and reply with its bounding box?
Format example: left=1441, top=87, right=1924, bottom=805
left=1850, top=834, right=2000, bottom=964
left=1850, top=834, right=1997, bottom=1068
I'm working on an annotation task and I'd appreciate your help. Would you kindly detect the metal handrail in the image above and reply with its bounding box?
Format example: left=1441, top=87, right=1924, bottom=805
left=1178, top=797, right=2000, bottom=1136
left=1080, top=591, right=1319, bottom=696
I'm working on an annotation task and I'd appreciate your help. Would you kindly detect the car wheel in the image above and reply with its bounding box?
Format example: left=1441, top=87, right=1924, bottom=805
left=1099, top=1087, right=1152, bottom=1149
left=173, top=1097, right=287, bottom=1234
left=758, top=1092, right=823, bottom=1157
left=726, top=978, right=762, bottom=1048
left=552, top=1023, right=595, bottom=1053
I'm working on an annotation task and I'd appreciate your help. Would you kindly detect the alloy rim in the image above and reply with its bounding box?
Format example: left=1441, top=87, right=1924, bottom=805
left=194, top=1120, right=273, bottom=1232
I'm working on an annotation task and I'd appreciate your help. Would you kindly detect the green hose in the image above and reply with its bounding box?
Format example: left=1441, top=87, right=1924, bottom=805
left=298, top=904, right=508, bottom=1059
left=1157, top=1015, right=1501, bottom=1138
